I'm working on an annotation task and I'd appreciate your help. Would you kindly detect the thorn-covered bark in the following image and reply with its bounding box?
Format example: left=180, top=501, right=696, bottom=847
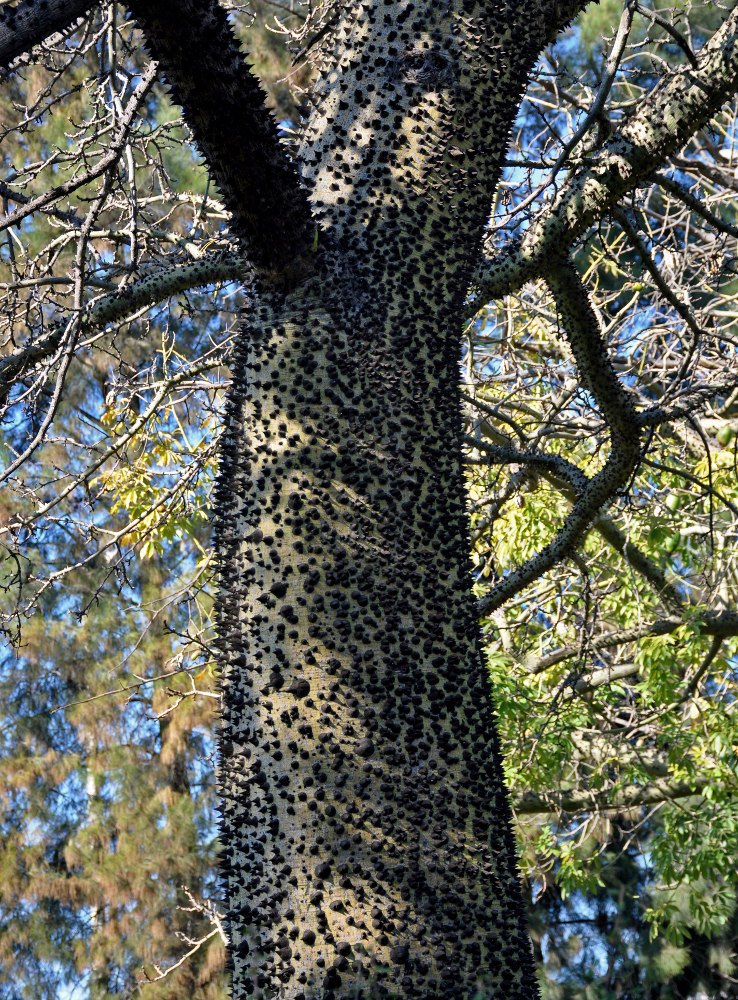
left=0, top=0, right=95, bottom=70
left=473, top=3, right=738, bottom=301
left=211, top=1, right=589, bottom=996
left=127, top=0, right=315, bottom=279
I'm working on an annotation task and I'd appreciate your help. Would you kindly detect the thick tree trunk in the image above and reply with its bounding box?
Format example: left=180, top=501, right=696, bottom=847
left=216, top=273, right=535, bottom=998
left=211, top=1, right=587, bottom=997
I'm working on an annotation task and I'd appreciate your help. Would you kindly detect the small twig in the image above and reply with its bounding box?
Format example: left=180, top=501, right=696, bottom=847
left=635, top=2, right=698, bottom=69
left=139, top=928, right=220, bottom=984
left=680, top=635, right=723, bottom=703
left=504, top=0, right=635, bottom=221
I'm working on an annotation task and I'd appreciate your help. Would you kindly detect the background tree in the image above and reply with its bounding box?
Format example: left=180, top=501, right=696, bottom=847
left=0, top=1, right=737, bottom=998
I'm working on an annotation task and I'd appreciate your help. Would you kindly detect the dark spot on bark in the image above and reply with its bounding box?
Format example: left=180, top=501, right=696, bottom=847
left=390, top=943, right=410, bottom=963
left=287, top=677, right=311, bottom=698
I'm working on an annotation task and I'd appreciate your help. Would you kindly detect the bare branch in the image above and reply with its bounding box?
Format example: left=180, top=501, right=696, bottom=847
left=0, top=59, right=158, bottom=234
left=509, top=0, right=636, bottom=222
left=653, top=169, right=738, bottom=239
left=634, top=2, right=698, bottom=70
left=465, top=436, right=589, bottom=494
left=139, top=928, right=220, bottom=984
left=638, top=378, right=738, bottom=428
left=671, top=152, right=738, bottom=195
left=613, top=207, right=702, bottom=342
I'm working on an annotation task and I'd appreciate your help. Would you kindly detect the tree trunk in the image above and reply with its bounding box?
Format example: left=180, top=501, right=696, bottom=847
left=212, top=4, right=585, bottom=996
left=216, top=278, right=531, bottom=998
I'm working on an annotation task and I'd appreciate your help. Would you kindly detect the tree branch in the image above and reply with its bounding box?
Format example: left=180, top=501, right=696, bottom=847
left=653, top=169, right=738, bottom=239
left=0, top=0, right=95, bottom=70
left=592, top=512, right=684, bottom=611
left=513, top=774, right=718, bottom=816
left=0, top=59, right=158, bottom=234
left=477, top=258, right=640, bottom=614
left=509, top=0, right=636, bottom=223
left=473, top=3, right=738, bottom=302
left=670, top=153, right=738, bottom=195
left=612, top=207, right=702, bottom=342
left=466, top=409, right=688, bottom=612
left=465, top=436, right=589, bottom=494
left=0, top=247, right=242, bottom=411
left=0, top=179, right=83, bottom=227
left=126, top=0, right=315, bottom=280
left=634, top=2, right=697, bottom=69
left=565, top=660, right=640, bottom=695
left=522, top=610, right=738, bottom=675
left=638, top=378, right=738, bottom=428
left=469, top=433, right=690, bottom=615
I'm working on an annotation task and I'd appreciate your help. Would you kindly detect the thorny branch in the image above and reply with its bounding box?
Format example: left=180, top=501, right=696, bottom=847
left=472, top=2, right=738, bottom=302
left=0, top=0, right=96, bottom=70
left=476, top=256, right=641, bottom=615
left=127, top=0, right=315, bottom=276
left=462, top=3, right=738, bottom=837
